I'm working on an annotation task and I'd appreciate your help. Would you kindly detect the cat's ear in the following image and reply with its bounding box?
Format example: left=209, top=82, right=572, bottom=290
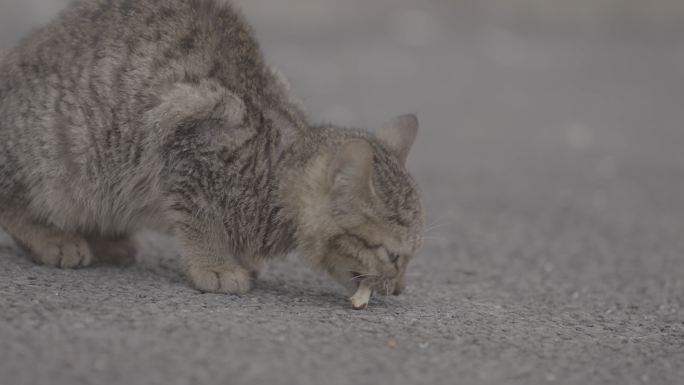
left=375, top=114, right=418, bottom=165
left=328, top=139, right=374, bottom=199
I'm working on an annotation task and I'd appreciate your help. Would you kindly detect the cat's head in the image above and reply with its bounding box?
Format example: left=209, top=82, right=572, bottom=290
left=294, top=114, right=424, bottom=297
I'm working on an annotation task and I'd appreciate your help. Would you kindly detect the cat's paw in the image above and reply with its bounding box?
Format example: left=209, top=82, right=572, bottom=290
left=28, top=233, right=93, bottom=268
left=189, top=264, right=252, bottom=294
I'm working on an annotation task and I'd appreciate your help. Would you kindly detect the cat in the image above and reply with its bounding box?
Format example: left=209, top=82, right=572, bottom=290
left=0, top=0, right=424, bottom=305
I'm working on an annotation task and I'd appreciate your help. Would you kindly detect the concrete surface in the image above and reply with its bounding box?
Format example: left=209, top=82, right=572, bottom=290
left=1, top=2, right=684, bottom=385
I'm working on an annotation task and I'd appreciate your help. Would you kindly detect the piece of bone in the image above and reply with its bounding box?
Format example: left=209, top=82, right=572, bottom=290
left=350, top=281, right=372, bottom=310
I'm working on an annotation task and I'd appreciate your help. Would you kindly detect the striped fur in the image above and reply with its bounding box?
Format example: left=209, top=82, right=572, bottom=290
left=0, top=0, right=423, bottom=297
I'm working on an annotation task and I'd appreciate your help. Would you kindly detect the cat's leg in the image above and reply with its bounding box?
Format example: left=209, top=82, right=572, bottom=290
left=0, top=212, right=92, bottom=268
left=87, top=235, right=138, bottom=266
left=173, top=213, right=252, bottom=294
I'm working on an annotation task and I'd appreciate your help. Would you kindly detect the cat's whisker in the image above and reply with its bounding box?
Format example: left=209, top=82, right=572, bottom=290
left=422, top=236, right=449, bottom=242
left=425, top=213, right=452, bottom=229
left=343, top=269, right=375, bottom=274
left=350, top=273, right=378, bottom=281
left=345, top=270, right=379, bottom=281
left=424, top=221, right=455, bottom=233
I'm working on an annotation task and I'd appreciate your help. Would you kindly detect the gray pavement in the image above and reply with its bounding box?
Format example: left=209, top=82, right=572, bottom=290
left=1, top=2, right=684, bottom=385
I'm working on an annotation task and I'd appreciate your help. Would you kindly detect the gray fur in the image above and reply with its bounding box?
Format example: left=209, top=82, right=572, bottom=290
left=0, top=0, right=423, bottom=298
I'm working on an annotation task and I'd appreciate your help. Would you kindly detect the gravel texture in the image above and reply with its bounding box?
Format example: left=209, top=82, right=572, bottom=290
left=1, top=2, right=684, bottom=385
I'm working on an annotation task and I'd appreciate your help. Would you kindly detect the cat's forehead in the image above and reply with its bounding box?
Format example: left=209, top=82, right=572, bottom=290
left=370, top=146, right=423, bottom=230
left=318, top=125, right=423, bottom=228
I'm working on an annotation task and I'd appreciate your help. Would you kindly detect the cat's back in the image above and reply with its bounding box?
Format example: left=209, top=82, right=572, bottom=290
left=0, top=0, right=267, bottom=162
left=0, top=0, right=270, bottom=234
left=0, top=0, right=261, bottom=105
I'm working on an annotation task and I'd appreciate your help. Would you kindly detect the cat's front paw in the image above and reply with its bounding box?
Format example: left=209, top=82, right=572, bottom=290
left=28, top=233, right=93, bottom=268
left=189, top=264, right=252, bottom=294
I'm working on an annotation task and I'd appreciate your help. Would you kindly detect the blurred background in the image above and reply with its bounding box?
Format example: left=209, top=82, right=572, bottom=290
left=2, top=1, right=684, bottom=384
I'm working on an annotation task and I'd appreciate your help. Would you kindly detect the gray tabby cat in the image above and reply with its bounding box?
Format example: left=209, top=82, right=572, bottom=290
left=0, top=0, right=423, bottom=308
